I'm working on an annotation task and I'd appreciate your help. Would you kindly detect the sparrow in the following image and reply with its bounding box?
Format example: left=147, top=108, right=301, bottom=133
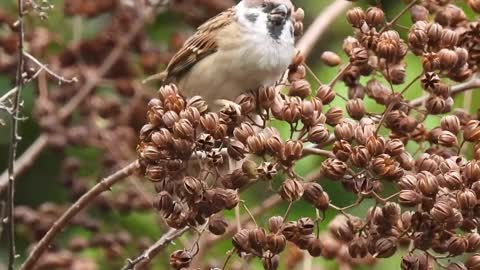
left=146, top=0, right=297, bottom=104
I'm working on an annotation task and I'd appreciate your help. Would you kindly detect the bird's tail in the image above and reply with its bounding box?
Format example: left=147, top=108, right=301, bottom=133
left=142, top=71, right=168, bottom=84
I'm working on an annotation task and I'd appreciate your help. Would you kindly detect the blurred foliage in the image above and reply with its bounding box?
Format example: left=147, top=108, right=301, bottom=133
left=0, top=0, right=479, bottom=269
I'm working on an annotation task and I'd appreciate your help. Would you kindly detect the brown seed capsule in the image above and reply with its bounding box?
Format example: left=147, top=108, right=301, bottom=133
left=334, top=120, right=355, bottom=141
left=258, top=86, right=276, bottom=109
left=208, top=215, right=228, bottom=235
left=262, top=254, right=280, bottom=270
left=468, top=0, right=480, bottom=13
left=316, top=85, right=335, bottom=105
left=169, top=249, right=192, bottom=270
left=325, top=107, right=344, bottom=126
left=321, top=158, right=347, bottom=180
left=153, top=191, right=174, bottom=214
left=349, top=47, right=369, bottom=66
left=183, top=176, right=202, bottom=196
left=374, top=237, right=397, bottom=258
left=430, top=200, right=453, bottom=222
left=438, top=130, right=458, bottom=147
left=200, top=112, right=220, bottom=134
left=427, top=23, right=443, bottom=43
left=246, top=135, right=267, bottom=155
left=266, top=135, right=284, bottom=158
left=443, top=170, right=463, bottom=190
left=464, top=161, right=480, bottom=183
left=457, top=189, right=477, bottom=210
left=289, top=79, right=311, bottom=98
left=297, top=217, right=315, bottom=235
left=399, top=190, right=422, bottom=207
left=366, top=6, right=384, bottom=27
left=333, top=140, right=352, bottom=161
left=232, top=229, right=251, bottom=253
left=187, top=96, right=208, bottom=114
left=348, top=236, right=368, bottom=258
left=266, top=233, right=287, bottom=254
left=366, top=136, right=386, bottom=156
left=209, top=188, right=239, bottom=210
left=308, top=124, right=330, bottom=144
left=438, top=48, right=459, bottom=71
left=284, top=140, right=303, bottom=162
left=466, top=254, right=480, bottom=270
left=303, top=182, right=330, bottom=211
left=386, top=139, right=405, bottom=157
left=280, top=179, right=304, bottom=202
left=268, top=216, right=284, bottom=233
left=410, top=5, right=429, bottom=22
left=417, top=171, right=439, bottom=196
left=401, top=253, right=420, bottom=270
left=350, top=146, right=371, bottom=168
left=320, top=51, right=342, bottom=66
left=346, top=98, right=365, bottom=120
left=448, top=236, right=468, bottom=256
left=441, top=29, right=459, bottom=48
left=346, top=7, right=366, bottom=28
left=173, top=119, right=194, bottom=139
left=307, top=237, right=323, bottom=257
left=441, top=115, right=461, bottom=134
left=464, top=120, right=480, bottom=142
left=248, top=227, right=267, bottom=253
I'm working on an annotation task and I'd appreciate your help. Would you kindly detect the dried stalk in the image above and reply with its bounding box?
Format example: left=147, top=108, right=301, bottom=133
left=120, top=227, right=189, bottom=270
left=5, top=0, right=25, bottom=268
left=19, top=160, right=140, bottom=270
left=0, top=7, right=154, bottom=193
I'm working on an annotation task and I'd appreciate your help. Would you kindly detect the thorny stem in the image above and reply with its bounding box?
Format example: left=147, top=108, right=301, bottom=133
left=120, top=227, right=189, bottom=270
left=20, top=161, right=140, bottom=270
left=5, top=0, right=25, bottom=268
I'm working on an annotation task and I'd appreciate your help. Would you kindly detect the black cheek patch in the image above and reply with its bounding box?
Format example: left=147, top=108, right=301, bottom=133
left=245, top=13, right=259, bottom=23
left=268, top=22, right=284, bottom=40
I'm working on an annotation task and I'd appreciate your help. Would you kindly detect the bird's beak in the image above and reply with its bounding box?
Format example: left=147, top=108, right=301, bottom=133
left=268, top=4, right=289, bottom=25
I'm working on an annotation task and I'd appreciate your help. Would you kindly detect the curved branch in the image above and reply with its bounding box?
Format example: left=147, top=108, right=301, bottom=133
left=409, top=74, right=480, bottom=107
left=120, top=227, right=189, bottom=270
left=296, top=1, right=353, bottom=58
left=19, top=161, right=140, bottom=270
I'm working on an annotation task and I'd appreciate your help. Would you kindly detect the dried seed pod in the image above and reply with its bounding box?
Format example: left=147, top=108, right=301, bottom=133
left=268, top=216, right=284, bottom=233
left=447, top=236, right=468, bottom=256
left=366, top=7, right=384, bottom=27
left=441, top=115, right=461, bottom=134
left=441, top=29, right=459, bottom=48
left=333, top=140, right=352, bottom=161
left=262, top=254, right=280, bottom=270
left=334, top=120, right=355, bottom=141
left=366, top=136, right=386, bottom=156
left=438, top=48, right=459, bottom=71
left=316, top=85, right=335, bottom=105
left=266, top=233, right=287, bottom=254
left=169, top=249, right=192, bottom=269
left=321, top=51, right=342, bottom=66
left=153, top=191, right=174, bottom=214
left=303, top=182, right=330, bottom=211
left=427, top=23, right=443, bottom=43
left=258, top=86, right=276, bottom=109
left=430, top=200, right=453, bottom=222
left=438, top=130, right=458, bottom=147
left=232, top=229, right=251, bottom=253
left=466, top=254, right=480, bottom=270
left=246, top=134, right=267, bottom=155
left=284, top=140, right=303, bottom=162
left=308, top=124, right=330, bottom=144
left=351, top=146, right=371, bottom=167
left=280, top=179, right=304, bottom=202
left=468, top=0, right=480, bottom=13
left=321, top=158, right=347, bottom=180
left=374, top=237, right=397, bottom=258
left=325, top=107, right=344, bottom=126
left=346, top=7, right=366, bottom=28
left=399, top=190, right=422, bottom=207
left=297, top=217, right=315, bottom=235
left=266, top=135, right=284, bottom=158
left=457, top=189, right=477, bottom=210
left=417, top=171, right=439, bottom=196
left=248, top=227, right=267, bottom=253
left=289, top=79, right=311, bottom=98
left=348, top=236, right=368, bottom=258
left=463, top=161, right=480, bottom=183
left=401, top=253, right=420, bottom=270
left=349, top=47, right=369, bottom=65
left=208, top=215, right=228, bottom=235
left=307, top=237, right=323, bottom=257
left=464, top=120, right=480, bottom=142
left=173, top=119, right=194, bottom=139
left=386, top=139, right=405, bottom=157
left=346, top=98, right=365, bottom=120
left=467, top=233, right=480, bottom=252
left=410, top=5, right=429, bottom=22
left=187, top=96, right=208, bottom=114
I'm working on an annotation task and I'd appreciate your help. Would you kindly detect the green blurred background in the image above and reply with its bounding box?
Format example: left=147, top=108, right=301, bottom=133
left=0, top=0, right=479, bottom=269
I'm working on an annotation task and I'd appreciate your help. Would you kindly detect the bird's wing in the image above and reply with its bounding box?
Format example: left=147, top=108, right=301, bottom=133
left=154, top=8, right=236, bottom=83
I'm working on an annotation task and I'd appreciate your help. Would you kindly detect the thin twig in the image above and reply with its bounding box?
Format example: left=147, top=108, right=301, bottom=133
left=120, top=227, right=189, bottom=270
left=302, top=146, right=334, bottom=158
left=5, top=0, right=25, bottom=268
left=0, top=7, right=154, bottom=193
left=23, top=52, right=78, bottom=84
left=19, top=161, right=140, bottom=270
left=379, top=0, right=418, bottom=32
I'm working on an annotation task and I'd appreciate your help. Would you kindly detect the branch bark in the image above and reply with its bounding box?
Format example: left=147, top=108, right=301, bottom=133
left=295, top=1, right=353, bottom=57
left=120, top=227, right=189, bottom=270
left=5, top=0, right=25, bottom=268
left=0, top=7, right=154, bottom=193
left=19, top=160, right=140, bottom=270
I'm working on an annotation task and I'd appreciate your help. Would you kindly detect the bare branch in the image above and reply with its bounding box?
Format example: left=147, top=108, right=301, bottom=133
left=296, top=1, right=353, bottom=57
left=0, top=7, right=155, bottom=193
left=409, top=74, right=480, bottom=107
left=120, top=227, right=189, bottom=270
left=19, top=161, right=140, bottom=270
left=23, top=51, right=78, bottom=84
left=5, top=0, right=26, bottom=268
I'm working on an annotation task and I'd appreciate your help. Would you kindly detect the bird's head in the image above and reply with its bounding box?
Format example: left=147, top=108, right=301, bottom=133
left=236, top=0, right=294, bottom=40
